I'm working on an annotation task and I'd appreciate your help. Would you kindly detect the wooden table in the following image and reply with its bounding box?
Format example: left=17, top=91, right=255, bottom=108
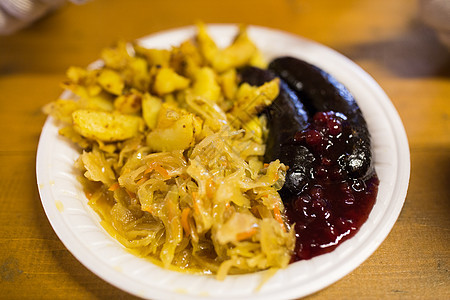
left=0, top=0, right=449, bottom=298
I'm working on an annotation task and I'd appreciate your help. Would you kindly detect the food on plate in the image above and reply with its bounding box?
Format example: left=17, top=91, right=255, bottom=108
left=240, top=60, right=379, bottom=260
left=44, top=23, right=294, bottom=279
left=43, top=23, right=378, bottom=277
left=268, top=57, right=373, bottom=180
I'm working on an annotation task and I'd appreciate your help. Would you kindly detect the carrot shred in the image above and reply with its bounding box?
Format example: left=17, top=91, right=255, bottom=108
left=181, top=207, right=191, bottom=236
left=144, top=166, right=153, bottom=175
left=136, top=175, right=148, bottom=185
left=154, top=164, right=171, bottom=180
left=206, top=178, right=216, bottom=199
left=126, top=189, right=136, bottom=199
left=236, top=227, right=258, bottom=241
left=273, top=204, right=286, bottom=232
left=192, top=192, right=200, bottom=214
left=145, top=162, right=171, bottom=180
left=142, top=206, right=152, bottom=214
left=108, top=182, right=120, bottom=191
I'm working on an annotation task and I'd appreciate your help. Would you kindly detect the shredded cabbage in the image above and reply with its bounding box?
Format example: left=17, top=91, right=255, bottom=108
left=46, top=23, right=295, bottom=279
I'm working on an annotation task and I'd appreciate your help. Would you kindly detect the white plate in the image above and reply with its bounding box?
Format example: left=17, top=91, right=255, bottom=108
left=36, top=25, right=410, bottom=300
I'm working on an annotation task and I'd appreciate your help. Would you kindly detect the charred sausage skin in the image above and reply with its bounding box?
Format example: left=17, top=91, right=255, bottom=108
left=268, top=57, right=373, bottom=180
left=240, top=58, right=378, bottom=260
left=239, top=57, right=374, bottom=198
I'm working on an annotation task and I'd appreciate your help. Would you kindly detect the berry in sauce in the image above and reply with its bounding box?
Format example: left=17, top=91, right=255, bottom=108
left=286, top=111, right=379, bottom=261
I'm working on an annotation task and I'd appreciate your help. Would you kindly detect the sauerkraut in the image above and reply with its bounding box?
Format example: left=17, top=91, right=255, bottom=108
left=44, top=23, right=295, bottom=279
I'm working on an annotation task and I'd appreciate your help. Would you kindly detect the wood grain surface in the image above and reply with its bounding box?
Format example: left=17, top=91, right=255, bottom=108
left=0, top=0, right=449, bottom=299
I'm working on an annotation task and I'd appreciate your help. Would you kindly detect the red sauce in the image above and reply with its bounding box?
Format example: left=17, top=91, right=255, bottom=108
left=285, top=111, right=379, bottom=261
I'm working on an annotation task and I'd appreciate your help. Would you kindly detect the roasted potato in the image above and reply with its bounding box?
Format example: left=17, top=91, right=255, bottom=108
left=146, top=114, right=197, bottom=152
left=97, top=69, right=125, bottom=95
left=72, top=109, right=143, bottom=142
left=229, top=78, right=279, bottom=123
left=153, top=67, right=190, bottom=96
left=142, top=93, right=162, bottom=129
left=191, top=67, right=221, bottom=102
left=114, top=89, right=142, bottom=114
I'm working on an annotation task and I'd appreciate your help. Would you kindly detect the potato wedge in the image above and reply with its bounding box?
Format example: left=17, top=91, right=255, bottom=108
left=142, top=93, right=162, bottom=129
left=219, top=68, right=238, bottom=100
left=212, top=26, right=257, bottom=72
left=170, top=40, right=203, bottom=79
left=146, top=114, right=196, bottom=151
left=230, top=78, right=279, bottom=123
left=192, top=67, right=221, bottom=102
left=153, top=67, right=190, bottom=96
left=134, top=45, right=171, bottom=68
left=122, top=56, right=151, bottom=91
left=97, top=69, right=125, bottom=95
left=114, top=90, right=142, bottom=114
left=196, top=23, right=257, bottom=73
left=100, top=40, right=131, bottom=70
left=72, top=109, right=143, bottom=142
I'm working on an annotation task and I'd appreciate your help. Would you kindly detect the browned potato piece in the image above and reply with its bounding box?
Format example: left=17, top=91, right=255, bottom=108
left=196, top=23, right=257, bottom=73
left=100, top=40, right=131, bottom=70
left=114, top=90, right=142, bottom=114
left=142, top=93, right=163, bottom=129
left=191, top=67, right=221, bottom=102
left=229, top=78, right=279, bottom=123
left=153, top=67, right=190, bottom=96
left=97, top=69, right=125, bottom=95
left=72, top=110, right=143, bottom=142
left=219, top=68, right=238, bottom=100
left=155, top=103, right=183, bottom=129
left=66, top=66, right=89, bottom=84
left=134, top=45, right=171, bottom=68
left=248, top=48, right=267, bottom=69
left=170, top=40, right=203, bottom=78
left=146, top=114, right=196, bottom=151
left=212, top=26, right=257, bottom=72
left=122, top=56, right=151, bottom=91
left=196, top=22, right=219, bottom=65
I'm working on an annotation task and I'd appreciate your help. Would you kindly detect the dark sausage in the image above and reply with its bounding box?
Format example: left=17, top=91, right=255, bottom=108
left=268, top=57, right=373, bottom=179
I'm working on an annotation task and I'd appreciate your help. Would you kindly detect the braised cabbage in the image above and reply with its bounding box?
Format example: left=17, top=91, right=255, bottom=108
left=44, top=23, right=295, bottom=279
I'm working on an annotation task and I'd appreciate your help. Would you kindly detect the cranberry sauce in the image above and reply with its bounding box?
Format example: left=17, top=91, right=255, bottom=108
left=285, top=111, right=379, bottom=261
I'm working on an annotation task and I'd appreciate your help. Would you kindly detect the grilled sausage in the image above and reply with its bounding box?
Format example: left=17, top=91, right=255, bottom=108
left=268, top=57, right=373, bottom=179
